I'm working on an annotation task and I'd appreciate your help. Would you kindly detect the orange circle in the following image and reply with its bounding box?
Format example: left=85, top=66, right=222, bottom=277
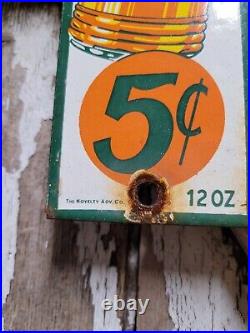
left=79, top=51, right=224, bottom=186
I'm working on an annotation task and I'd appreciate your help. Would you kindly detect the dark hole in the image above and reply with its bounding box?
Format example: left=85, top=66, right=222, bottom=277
left=136, top=181, right=159, bottom=206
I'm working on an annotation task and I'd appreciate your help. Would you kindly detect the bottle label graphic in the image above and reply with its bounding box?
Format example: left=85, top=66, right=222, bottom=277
left=69, top=2, right=208, bottom=59
left=47, top=2, right=247, bottom=226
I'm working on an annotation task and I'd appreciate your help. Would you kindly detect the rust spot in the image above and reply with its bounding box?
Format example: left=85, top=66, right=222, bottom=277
left=124, top=170, right=174, bottom=224
left=45, top=205, right=56, bottom=219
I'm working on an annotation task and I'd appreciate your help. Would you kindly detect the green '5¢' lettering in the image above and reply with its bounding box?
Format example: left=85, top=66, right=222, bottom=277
left=93, top=73, right=177, bottom=173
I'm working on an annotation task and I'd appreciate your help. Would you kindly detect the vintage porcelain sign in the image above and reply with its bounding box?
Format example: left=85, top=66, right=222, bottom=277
left=47, top=2, right=247, bottom=226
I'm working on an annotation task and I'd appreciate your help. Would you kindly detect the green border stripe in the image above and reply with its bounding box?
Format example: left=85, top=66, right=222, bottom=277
left=49, top=210, right=247, bottom=227
left=47, top=3, right=73, bottom=212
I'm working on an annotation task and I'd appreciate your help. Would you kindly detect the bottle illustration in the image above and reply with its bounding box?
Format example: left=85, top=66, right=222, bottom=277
left=68, top=2, right=208, bottom=60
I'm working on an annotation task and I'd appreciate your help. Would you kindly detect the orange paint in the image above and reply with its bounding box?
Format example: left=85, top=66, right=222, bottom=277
left=79, top=51, right=224, bottom=186
left=79, top=2, right=208, bottom=19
